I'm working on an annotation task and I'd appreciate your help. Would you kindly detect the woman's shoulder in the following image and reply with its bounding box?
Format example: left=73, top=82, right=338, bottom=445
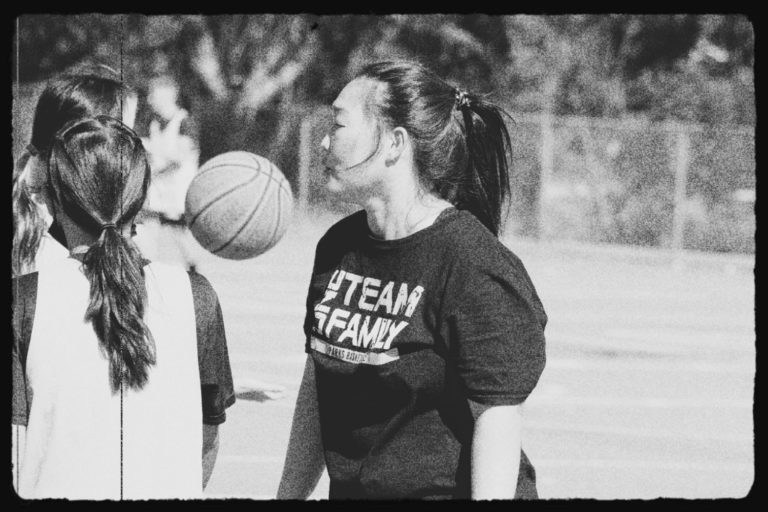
left=186, top=269, right=219, bottom=303
left=317, top=210, right=367, bottom=248
left=327, top=210, right=367, bottom=234
left=442, top=211, right=547, bottom=324
left=443, top=211, right=536, bottom=287
left=442, top=210, right=516, bottom=260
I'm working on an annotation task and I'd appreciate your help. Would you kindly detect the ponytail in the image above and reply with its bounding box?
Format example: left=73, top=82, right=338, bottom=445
left=82, top=227, right=155, bottom=392
left=455, top=93, right=512, bottom=237
left=16, top=66, right=135, bottom=277
left=47, top=116, right=154, bottom=392
left=355, top=61, right=513, bottom=238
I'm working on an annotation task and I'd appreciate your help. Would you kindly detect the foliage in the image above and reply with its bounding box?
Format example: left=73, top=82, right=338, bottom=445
left=13, top=14, right=754, bottom=253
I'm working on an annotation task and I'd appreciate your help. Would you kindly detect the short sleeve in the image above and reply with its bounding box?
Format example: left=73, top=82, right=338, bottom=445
left=12, top=273, right=38, bottom=426
left=443, top=253, right=547, bottom=406
left=190, top=271, right=236, bottom=425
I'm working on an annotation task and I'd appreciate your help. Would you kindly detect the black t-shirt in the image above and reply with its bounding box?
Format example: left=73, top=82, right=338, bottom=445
left=304, top=207, right=547, bottom=499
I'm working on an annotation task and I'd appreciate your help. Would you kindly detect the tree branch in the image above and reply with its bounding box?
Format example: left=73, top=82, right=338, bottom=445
left=191, top=30, right=228, bottom=101
left=236, top=20, right=319, bottom=114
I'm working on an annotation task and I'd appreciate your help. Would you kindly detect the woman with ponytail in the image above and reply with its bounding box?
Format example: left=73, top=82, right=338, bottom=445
left=12, top=64, right=139, bottom=277
left=12, top=116, right=235, bottom=499
left=279, top=61, right=547, bottom=500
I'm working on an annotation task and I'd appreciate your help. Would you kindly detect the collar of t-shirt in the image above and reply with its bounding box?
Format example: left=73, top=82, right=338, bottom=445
left=363, top=206, right=459, bottom=251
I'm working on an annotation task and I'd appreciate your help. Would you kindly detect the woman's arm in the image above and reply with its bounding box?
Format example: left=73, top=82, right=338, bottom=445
left=277, top=356, right=326, bottom=499
left=469, top=401, right=523, bottom=500
left=202, top=424, right=219, bottom=489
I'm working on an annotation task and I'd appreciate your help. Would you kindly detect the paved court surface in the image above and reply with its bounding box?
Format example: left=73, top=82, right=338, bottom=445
left=138, top=210, right=756, bottom=500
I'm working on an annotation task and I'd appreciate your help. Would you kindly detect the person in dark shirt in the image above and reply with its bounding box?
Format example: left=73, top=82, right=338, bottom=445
left=278, top=61, right=547, bottom=500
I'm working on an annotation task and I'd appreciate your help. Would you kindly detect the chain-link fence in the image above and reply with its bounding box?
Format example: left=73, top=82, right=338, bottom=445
left=294, top=107, right=755, bottom=254
left=13, top=85, right=754, bottom=255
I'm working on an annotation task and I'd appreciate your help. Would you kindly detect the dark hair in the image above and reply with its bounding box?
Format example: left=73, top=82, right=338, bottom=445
left=356, top=61, right=513, bottom=236
left=12, top=155, right=44, bottom=276
left=12, top=65, right=136, bottom=276
left=47, top=115, right=154, bottom=392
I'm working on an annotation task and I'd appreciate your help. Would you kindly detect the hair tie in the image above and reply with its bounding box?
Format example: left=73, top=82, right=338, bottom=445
left=455, top=89, right=471, bottom=110
left=26, top=143, right=39, bottom=157
left=101, top=222, right=117, bottom=232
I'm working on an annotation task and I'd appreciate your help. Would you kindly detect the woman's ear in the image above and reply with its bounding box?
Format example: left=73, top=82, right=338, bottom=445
left=385, top=127, right=409, bottom=167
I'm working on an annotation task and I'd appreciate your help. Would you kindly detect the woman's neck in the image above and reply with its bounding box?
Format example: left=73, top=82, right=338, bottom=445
left=56, top=212, right=131, bottom=254
left=364, top=191, right=453, bottom=241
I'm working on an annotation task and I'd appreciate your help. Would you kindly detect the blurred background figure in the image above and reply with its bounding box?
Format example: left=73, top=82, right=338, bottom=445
left=135, top=74, right=202, bottom=270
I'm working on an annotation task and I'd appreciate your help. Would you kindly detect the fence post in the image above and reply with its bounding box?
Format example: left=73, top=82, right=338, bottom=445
left=670, top=122, right=691, bottom=252
left=297, top=113, right=313, bottom=212
left=538, top=110, right=554, bottom=241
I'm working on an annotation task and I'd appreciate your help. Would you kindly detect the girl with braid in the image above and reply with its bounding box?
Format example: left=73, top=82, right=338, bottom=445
left=12, top=65, right=139, bottom=278
left=12, top=116, right=234, bottom=499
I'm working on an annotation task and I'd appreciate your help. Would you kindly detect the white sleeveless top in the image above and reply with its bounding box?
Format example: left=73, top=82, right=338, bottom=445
left=15, top=233, right=70, bottom=277
left=18, top=258, right=203, bottom=499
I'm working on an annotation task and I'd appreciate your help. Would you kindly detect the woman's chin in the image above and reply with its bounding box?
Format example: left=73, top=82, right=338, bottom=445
left=323, top=173, right=343, bottom=194
left=324, top=178, right=361, bottom=206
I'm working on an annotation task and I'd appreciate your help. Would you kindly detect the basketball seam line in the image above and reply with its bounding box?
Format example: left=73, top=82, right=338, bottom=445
left=194, top=162, right=293, bottom=196
left=188, top=173, right=263, bottom=227
left=211, top=163, right=276, bottom=255
left=210, top=163, right=277, bottom=255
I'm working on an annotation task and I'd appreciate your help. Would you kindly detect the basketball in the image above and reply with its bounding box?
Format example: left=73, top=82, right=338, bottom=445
left=185, top=151, right=293, bottom=260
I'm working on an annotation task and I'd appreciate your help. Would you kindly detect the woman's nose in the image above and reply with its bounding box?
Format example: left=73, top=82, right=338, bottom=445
left=320, top=134, right=330, bottom=151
